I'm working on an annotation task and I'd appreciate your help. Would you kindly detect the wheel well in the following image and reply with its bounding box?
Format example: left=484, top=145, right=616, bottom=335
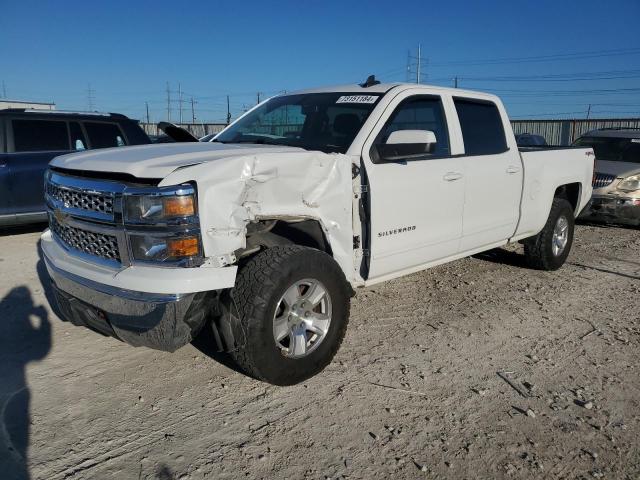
left=554, top=183, right=581, bottom=213
left=237, top=219, right=333, bottom=259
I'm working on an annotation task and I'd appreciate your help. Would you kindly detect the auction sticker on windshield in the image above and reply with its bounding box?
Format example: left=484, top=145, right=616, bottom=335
left=336, top=95, right=378, bottom=104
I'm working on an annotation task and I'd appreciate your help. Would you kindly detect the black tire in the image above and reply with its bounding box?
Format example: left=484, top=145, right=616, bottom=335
left=228, top=245, right=350, bottom=385
left=524, top=198, right=575, bottom=271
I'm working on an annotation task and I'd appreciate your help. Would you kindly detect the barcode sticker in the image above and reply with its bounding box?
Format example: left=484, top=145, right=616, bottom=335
left=336, top=95, right=378, bottom=104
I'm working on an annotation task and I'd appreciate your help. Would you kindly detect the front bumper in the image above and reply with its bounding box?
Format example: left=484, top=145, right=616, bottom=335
left=46, top=261, right=214, bottom=351
left=579, top=195, right=640, bottom=226
left=41, top=229, right=235, bottom=351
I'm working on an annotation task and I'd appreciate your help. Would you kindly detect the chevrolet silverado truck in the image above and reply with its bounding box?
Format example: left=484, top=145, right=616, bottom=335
left=41, top=79, right=595, bottom=385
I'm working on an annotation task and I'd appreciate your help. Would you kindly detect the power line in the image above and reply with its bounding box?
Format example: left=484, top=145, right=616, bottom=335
left=427, top=47, right=640, bottom=67
left=430, top=68, right=640, bottom=83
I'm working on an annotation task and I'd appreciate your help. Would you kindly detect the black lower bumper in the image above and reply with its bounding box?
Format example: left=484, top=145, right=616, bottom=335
left=579, top=196, right=640, bottom=227
left=46, top=262, right=215, bottom=352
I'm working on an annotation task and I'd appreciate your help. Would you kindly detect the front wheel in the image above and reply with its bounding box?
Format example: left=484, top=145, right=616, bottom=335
left=524, top=198, right=575, bottom=271
left=228, top=245, right=351, bottom=385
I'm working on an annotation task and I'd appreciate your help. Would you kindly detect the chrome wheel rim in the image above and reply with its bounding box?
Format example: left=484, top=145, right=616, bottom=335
left=273, top=278, right=332, bottom=358
left=552, top=215, right=569, bottom=256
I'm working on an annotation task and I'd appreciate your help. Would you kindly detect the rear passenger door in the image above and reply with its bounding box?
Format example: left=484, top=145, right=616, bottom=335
left=454, top=97, right=523, bottom=251
left=8, top=118, right=72, bottom=214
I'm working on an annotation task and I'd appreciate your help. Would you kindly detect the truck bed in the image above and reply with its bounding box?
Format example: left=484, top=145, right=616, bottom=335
left=513, top=146, right=594, bottom=241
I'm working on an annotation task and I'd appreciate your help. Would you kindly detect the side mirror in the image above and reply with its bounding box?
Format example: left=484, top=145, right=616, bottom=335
left=379, top=130, right=437, bottom=161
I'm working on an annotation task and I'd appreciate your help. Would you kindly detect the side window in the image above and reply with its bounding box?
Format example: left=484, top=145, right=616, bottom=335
left=377, top=97, right=450, bottom=157
left=12, top=119, right=70, bottom=152
left=84, top=122, right=127, bottom=149
left=454, top=98, right=507, bottom=155
left=69, top=122, right=87, bottom=151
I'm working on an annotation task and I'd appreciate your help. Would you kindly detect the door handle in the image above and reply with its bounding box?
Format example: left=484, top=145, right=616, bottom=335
left=506, top=165, right=521, bottom=174
left=443, top=172, right=463, bottom=181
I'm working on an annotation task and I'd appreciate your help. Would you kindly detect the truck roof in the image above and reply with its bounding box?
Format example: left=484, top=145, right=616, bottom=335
left=288, top=82, right=499, bottom=101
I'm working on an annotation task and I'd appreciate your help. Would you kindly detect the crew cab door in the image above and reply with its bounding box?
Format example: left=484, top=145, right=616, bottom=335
left=452, top=97, right=523, bottom=251
left=361, top=91, right=466, bottom=280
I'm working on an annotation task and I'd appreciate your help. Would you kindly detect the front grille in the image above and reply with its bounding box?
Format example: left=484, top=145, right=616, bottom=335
left=46, top=182, right=114, bottom=215
left=593, top=172, right=617, bottom=189
left=50, top=216, right=121, bottom=262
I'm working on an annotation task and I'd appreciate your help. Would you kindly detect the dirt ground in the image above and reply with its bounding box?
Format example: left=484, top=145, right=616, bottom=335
left=0, top=223, right=638, bottom=480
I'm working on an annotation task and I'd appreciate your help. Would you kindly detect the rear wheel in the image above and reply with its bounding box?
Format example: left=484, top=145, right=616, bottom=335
left=524, top=198, right=575, bottom=271
left=228, top=245, right=350, bottom=385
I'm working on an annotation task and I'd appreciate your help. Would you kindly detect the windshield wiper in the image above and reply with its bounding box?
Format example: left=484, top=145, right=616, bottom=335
left=232, top=138, right=283, bottom=146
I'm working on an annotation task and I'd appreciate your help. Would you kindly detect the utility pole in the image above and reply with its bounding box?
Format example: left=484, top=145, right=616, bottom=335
left=145, top=102, right=150, bottom=123
left=226, top=95, right=231, bottom=125
left=454, top=76, right=458, bottom=88
left=178, top=82, right=183, bottom=124
left=190, top=97, right=196, bottom=124
left=166, top=82, right=171, bottom=121
left=406, top=50, right=411, bottom=82
left=256, top=92, right=262, bottom=104
left=416, top=44, right=421, bottom=84
left=86, top=83, right=96, bottom=111
left=586, top=104, right=592, bottom=120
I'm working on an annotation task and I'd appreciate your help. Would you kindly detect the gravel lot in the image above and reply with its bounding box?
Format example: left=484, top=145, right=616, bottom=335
left=0, top=223, right=638, bottom=480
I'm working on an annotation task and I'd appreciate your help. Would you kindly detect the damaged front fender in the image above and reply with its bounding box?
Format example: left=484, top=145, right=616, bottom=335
left=161, top=151, right=356, bottom=282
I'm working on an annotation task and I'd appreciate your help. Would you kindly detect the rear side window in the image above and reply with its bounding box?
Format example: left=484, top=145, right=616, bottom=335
left=12, top=119, right=70, bottom=152
left=84, top=122, right=127, bottom=149
left=454, top=99, right=507, bottom=155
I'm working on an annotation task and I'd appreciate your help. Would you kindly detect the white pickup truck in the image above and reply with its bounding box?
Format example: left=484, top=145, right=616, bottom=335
left=41, top=79, right=594, bottom=385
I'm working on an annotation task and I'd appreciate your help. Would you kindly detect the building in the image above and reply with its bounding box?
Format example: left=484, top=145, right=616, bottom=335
left=0, top=99, right=56, bottom=110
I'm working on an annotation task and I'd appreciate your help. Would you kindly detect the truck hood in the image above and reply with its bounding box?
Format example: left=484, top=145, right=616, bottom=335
left=595, top=160, right=640, bottom=178
left=50, top=142, right=306, bottom=179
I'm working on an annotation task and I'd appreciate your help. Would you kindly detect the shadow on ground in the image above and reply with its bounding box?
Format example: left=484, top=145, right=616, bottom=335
left=472, top=247, right=529, bottom=268
left=0, top=285, right=51, bottom=480
left=191, top=326, right=246, bottom=376
left=0, top=223, right=48, bottom=238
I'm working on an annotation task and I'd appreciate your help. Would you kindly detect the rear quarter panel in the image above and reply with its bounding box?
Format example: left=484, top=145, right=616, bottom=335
left=514, top=148, right=593, bottom=239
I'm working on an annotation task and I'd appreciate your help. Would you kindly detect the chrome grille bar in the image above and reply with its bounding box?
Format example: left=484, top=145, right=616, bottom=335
left=50, top=215, right=121, bottom=263
left=592, top=172, right=617, bottom=189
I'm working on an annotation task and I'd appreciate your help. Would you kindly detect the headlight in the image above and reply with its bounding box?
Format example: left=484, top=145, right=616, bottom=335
left=618, top=174, right=640, bottom=193
left=124, top=183, right=203, bottom=267
left=124, top=185, right=196, bottom=224
left=129, top=233, right=201, bottom=265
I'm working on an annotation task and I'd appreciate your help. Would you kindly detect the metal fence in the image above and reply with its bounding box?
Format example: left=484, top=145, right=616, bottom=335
left=140, top=118, right=640, bottom=145
left=511, top=118, right=640, bottom=145
left=140, top=122, right=227, bottom=138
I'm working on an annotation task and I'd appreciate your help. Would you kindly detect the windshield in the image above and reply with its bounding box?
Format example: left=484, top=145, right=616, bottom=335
left=215, top=93, right=382, bottom=153
left=573, top=136, right=640, bottom=163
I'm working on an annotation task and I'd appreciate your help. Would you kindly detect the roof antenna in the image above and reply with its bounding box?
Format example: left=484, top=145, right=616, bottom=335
left=360, top=75, right=380, bottom=88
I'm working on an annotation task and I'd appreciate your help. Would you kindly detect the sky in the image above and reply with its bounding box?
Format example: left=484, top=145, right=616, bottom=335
left=1, top=0, right=640, bottom=123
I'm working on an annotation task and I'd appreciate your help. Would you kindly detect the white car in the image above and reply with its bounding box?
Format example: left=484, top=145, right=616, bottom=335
left=41, top=79, right=594, bottom=385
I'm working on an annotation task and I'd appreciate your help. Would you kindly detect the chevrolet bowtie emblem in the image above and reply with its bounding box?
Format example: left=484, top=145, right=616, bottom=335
left=53, top=208, right=68, bottom=224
